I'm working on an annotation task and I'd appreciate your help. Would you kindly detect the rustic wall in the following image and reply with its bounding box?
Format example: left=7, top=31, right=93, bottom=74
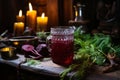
left=26, top=0, right=59, bottom=31
left=0, top=0, right=18, bottom=33
left=0, top=0, right=119, bottom=34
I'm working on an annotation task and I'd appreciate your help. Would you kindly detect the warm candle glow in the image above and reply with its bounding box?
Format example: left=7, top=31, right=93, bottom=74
left=19, top=10, right=22, bottom=17
left=13, top=42, right=19, bottom=46
left=0, top=47, right=16, bottom=59
left=75, top=11, right=78, bottom=17
left=41, top=13, right=45, bottom=18
left=29, top=2, right=33, bottom=11
left=16, top=9, right=25, bottom=22
left=26, top=2, right=37, bottom=32
left=2, top=47, right=10, bottom=52
left=74, top=6, right=78, bottom=17
left=14, top=22, right=24, bottom=36
left=37, top=13, right=48, bottom=32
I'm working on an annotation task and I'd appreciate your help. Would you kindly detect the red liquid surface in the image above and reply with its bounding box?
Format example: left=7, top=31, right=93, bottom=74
left=51, top=37, right=74, bottom=66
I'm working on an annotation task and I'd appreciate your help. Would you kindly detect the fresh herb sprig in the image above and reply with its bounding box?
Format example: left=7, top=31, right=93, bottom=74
left=60, top=27, right=120, bottom=80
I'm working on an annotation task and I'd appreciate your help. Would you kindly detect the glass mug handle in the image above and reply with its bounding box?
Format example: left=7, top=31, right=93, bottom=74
left=46, top=35, right=52, bottom=53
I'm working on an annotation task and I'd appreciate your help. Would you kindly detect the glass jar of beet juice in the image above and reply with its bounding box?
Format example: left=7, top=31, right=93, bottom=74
left=49, top=27, right=74, bottom=66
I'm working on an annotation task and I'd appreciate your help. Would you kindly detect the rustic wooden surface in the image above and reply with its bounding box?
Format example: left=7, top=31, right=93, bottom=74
left=0, top=54, right=120, bottom=80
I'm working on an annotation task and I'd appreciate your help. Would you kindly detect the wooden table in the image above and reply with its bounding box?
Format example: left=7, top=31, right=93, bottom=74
left=0, top=54, right=120, bottom=80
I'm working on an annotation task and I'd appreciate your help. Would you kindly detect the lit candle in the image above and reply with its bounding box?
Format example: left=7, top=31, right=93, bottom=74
left=26, top=2, right=37, bottom=32
left=37, top=13, right=48, bottom=32
left=14, top=22, right=24, bottom=36
left=16, top=10, right=25, bottom=22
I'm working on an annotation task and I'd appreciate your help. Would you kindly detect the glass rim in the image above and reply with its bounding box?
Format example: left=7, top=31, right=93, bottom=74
left=51, top=26, right=75, bottom=30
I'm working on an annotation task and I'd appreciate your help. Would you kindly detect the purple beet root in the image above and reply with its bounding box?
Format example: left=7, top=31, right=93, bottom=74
left=22, top=44, right=43, bottom=59
left=36, top=44, right=50, bottom=57
left=22, top=44, right=34, bottom=52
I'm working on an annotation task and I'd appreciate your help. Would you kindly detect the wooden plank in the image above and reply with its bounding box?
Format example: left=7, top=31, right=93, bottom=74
left=0, top=54, right=120, bottom=80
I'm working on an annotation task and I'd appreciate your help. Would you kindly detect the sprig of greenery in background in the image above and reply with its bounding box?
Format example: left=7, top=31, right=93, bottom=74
left=60, top=27, right=120, bottom=80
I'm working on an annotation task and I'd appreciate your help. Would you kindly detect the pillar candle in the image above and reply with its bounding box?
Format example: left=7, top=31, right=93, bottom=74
left=26, top=3, right=37, bottom=32
left=37, top=13, right=48, bottom=32
left=16, top=10, right=25, bottom=22
left=14, top=22, right=24, bottom=36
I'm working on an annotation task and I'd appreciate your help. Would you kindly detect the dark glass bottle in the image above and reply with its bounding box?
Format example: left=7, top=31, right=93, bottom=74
left=74, top=3, right=86, bottom=21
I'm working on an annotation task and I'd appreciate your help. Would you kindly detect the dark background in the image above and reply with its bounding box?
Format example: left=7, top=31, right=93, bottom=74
left=0, top=0, right=119, bottom=35
left=0, top=0, right=27, bottom=33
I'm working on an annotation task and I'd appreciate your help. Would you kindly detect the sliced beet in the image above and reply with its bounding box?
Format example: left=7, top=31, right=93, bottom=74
left=22, top=44, right=34, bottom=52
left=22, top=44, right=43, bottom=59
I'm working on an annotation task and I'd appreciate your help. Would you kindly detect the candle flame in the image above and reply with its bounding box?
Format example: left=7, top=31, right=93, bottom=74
left=41, top=13, right=45, bottom=18
left=19, top=10, right=22, bottom=17
left=29, top=2, right=33, bottom=11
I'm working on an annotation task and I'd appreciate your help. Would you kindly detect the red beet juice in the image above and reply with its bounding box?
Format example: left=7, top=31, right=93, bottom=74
left=51, top=31, right=74, bottom=66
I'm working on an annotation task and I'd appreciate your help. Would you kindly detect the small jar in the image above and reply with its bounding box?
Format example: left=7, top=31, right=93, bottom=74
left=0, top=47, right=17, bottom=60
